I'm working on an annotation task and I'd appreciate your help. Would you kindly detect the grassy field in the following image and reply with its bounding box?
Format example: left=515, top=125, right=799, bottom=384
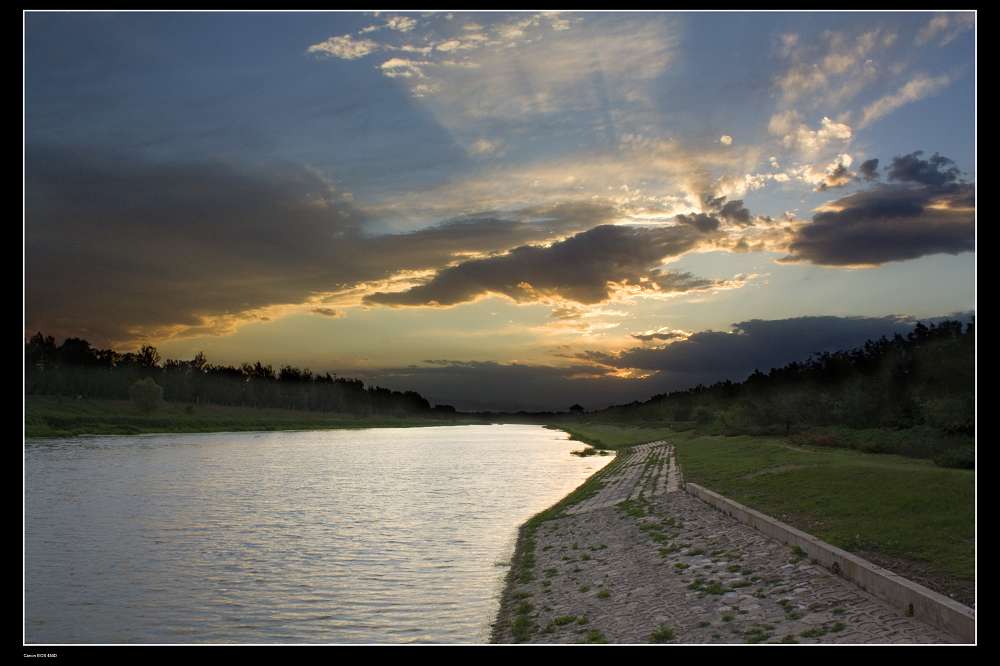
left=554, top=423, right=685, bottom=450
left=553, top=422, right=975, bottom=606
left=24, top=395, right=482, bottom=438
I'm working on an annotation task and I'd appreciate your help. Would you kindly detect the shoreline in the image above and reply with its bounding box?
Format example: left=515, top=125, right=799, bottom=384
left=490, top=441, right=961, bottom=644
left=24, top=395, right=495, bottom=439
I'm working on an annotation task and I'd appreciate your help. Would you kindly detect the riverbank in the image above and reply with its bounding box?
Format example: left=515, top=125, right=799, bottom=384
left=24, top=395, right=485, bottom=438
left=554, top=424, right=974, bottom=606
left=490, top=439, right=962, bottom=644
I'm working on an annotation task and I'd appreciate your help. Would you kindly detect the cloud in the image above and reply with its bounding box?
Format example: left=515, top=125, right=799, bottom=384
left=354, top=359, right=650, bottom=412
left=718, top=199, right=752, bottom=226
left=468, top=137, right=504, bottom=157
left=814, top=161, right=853, bottom=191
left=790, top=153, right=856, bottom=191
left=311, top=12, right=678, bottom=131
left=719, top=135, right=733, bottom=146
left=782, top=152, right=973, bottom=266
left=916, top=13, right=974, bottom=47
left=363, top=223, right=722, bottom=308
left=310, top=308, right=344, bottom=318
left=772, top=113, right=853, bottom=157
left=886, top=150, right=962, bottom=186
left=379, top=57, right=429, bottom=78
left=675, top=213, right=720, bottom=233
left=386, top=15, right=418, bottom=32
left=811, top=154, right=856, bottom=192
left=859, top=158, right=880, bottom=181
left=631, top=328, right=689, bottom=342
left=307, top=34, right=381, bottom=60
left=773, top=28, right=890, bottom=107
left=358, top=312, right=974, bottom=410
left=25, top=146, right=620, bottom=345
left=859, top=74, right=951, bottom=128
left=592, top=314, right=962, bottom=378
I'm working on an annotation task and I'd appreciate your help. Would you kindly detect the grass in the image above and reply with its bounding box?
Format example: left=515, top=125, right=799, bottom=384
left=668, top=428, right=974, bottom=593
left=553, top=423, right=680, bottom=451
left=558, top=423, right=972, bottom=599
left=649, top=625, right=675, bottom=642
left=743, top=626, right=772, bottom=644
left=25, top=395, right=480, bottom=438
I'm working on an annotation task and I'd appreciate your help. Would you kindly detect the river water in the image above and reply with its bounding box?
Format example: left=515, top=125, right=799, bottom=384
left=25, top=424, right=610, bottom=644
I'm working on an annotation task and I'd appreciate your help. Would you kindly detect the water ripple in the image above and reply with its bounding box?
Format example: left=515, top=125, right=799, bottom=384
left=25, top=425, right=609, bottom=643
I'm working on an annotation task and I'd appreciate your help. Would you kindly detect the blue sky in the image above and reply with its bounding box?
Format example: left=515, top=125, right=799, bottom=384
left=25, top=11, right=975, bottom=409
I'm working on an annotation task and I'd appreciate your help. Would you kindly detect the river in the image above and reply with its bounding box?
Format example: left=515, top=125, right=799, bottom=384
left=24, top=424, right=610, bottom=644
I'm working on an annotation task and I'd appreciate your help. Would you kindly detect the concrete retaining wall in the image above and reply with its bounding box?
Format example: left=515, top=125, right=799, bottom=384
left=685, top=482, right=975, bottom=643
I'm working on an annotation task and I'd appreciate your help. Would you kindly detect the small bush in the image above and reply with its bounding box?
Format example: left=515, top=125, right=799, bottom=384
left=129, top=377, right=163, bottom=413
left=650, top=624, right=675, bottom=642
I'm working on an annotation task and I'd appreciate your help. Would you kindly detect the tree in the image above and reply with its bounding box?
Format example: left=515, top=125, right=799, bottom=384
left=569, top=404, right=585, bottom=414
left=129, top=377, right=163, bottom=413
left=136, top=345, right=162, bottom=369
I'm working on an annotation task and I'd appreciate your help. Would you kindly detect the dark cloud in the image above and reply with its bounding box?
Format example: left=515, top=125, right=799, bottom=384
left=353, top=360, right=649, bottom=412
left=310, top=308, right=344, bottom=318
left=887, top=151, right=962, bottom=186
left=859, top=158, right=880, bottom=181
left=783, top=151, right=973, bottom=266
left=785, top=183, right=973, bottom=266
left=605, top=316, right=927, bottom=375
left=364, top=223, right=717, bottom=307
left=25, top=146, right=616, bottom=344
left=675, top=212, right=721, bottom=232
left=719, top=199, right=752, bottom=226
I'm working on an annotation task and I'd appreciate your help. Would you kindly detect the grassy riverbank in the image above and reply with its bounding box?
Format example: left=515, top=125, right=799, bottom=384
left=492, top=441, right=626, bottom=642
left=24, top=395, right=484, bottom=438
left=551, top=423, right=974, bottom=607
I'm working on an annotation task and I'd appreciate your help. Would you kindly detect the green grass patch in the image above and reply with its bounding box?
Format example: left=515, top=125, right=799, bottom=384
left=552, top=423, right=679, bottom=451
left=668, top=428, right=973, bottom=591
left=649, top=625, right=675, bottom=643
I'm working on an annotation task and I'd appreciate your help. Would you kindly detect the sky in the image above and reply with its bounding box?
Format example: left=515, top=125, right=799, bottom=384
left=24, top=10, right=976, bottom=411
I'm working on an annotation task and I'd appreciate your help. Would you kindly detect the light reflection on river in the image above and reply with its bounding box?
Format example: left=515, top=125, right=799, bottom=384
left=25, top=425, right=610, bottom=643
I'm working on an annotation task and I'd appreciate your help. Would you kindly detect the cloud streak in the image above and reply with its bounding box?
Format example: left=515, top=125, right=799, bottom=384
left=859, top=74, right=952, bottom=128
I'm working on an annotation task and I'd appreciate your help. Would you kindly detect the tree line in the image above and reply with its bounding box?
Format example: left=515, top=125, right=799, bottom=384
left=594, top=319, right=975, bottom=466
left=24, top=333, right=457, bottom=417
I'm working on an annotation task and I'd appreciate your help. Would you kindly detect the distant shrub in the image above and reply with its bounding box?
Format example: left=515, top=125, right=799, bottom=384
left=921, top=397, right=974, bottom=435
left=932, top=445, right=975, bottom=469
left=129, top=377, right=163, bottom=413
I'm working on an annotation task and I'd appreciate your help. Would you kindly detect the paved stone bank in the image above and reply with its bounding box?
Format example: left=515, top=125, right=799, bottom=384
left=492, top=441, right=957, bottom=644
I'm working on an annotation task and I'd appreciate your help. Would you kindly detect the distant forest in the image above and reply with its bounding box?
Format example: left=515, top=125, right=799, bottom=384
left=24, top=334, right=456, bottom=418
left=594, top=319, right=975, bottom=467
left=25, top=319, right=975, bottom=465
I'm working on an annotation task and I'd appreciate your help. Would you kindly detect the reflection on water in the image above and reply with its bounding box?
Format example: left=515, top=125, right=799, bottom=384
left=25, top=425, right=610, bottom=643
